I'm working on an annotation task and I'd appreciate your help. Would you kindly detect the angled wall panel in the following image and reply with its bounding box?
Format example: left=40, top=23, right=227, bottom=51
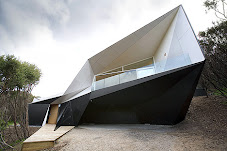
left=89, top=6, right=179, bottom=75
left=99, top=7, right=179, bottom=74
left=55, top=93, right=90, bottom=130
left=55, top=102, right=74, bottom=130
left=81, top=62, right=204, bottom=124
left=64, top=60, right=94, bottom=95
left=28, top=104, right=49, bottom=126
left=52, top=60, right=94, bottom=104
left=29, top=5, right=205, bottom=128
left=154, top=9, right=178, bottom=73
left=174, top=7, right=205, bottom=64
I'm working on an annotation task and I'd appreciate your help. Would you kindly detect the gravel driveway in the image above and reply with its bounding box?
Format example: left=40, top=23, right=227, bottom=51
left=47, top=96, right=227, bottom=151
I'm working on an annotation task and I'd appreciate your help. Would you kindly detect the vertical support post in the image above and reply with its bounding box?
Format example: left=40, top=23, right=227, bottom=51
left=92, top=76, right=96, bottom=91
left=48, top=104, right=59, bottom=124
left=153, top=57, right=157, bottom=74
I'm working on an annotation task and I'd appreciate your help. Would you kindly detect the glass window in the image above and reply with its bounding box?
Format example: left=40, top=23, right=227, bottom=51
left=124, top=57, right=154, bottom=70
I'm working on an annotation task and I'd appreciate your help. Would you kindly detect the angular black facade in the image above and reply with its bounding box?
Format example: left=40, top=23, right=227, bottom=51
left=28, top=5, right=205, bottom=129
left=29, top=61, right=204, bottom=127
left=80, top=62, right=204, bottom=125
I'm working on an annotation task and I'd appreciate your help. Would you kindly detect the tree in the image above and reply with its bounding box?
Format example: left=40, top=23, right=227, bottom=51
left=198, top=0, right=227, bottom=98
left=198, top=21, right=227, bottom=98
left=204, top=0, right=227, bottom=20
left=0, top=55, right=41, bottom=149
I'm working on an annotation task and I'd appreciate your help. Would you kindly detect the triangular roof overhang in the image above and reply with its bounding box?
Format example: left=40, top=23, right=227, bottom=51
left=37, top=5, right=204, bottom=105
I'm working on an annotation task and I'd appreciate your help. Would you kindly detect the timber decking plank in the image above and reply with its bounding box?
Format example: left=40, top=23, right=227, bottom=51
left=22, top=124, right=74, bottom=151
left=24, top=124, right=74, bottom=142
left=22, top=141, right=54, bottom=151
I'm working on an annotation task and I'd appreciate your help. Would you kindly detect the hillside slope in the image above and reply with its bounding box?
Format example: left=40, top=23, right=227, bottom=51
left=46, top=96, right=227, bottom=151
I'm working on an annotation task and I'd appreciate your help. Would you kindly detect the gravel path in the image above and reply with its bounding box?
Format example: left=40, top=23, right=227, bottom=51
left=46, top=96, right=227, bottom=151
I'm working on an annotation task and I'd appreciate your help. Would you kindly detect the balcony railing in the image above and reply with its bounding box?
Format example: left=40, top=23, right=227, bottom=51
left=92, top=65, right=155, bottom=91
left=92, top=53, right=191, bottom=91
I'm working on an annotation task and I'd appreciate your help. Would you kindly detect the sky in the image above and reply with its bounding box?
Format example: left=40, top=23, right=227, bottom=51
left=0, top=0, right=217, bottom=98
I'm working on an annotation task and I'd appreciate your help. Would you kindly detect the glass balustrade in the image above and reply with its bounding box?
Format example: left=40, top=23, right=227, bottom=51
left=92, top=65, right=155, bottom=91
left=92, top=53, right=191, bottom=91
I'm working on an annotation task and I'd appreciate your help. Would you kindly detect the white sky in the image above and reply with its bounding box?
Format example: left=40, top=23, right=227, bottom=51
left=0, top=0, right=217, bottom=98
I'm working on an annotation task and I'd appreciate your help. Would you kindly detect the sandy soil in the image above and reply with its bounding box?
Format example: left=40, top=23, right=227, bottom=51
left=47, top=96, right=227, bottom=151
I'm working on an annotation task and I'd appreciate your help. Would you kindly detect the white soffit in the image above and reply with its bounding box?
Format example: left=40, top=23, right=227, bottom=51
left=64, top=86, right=92, bottom=103
left=52, top=89, right=83, bottom=104
left=174, top=6, right=205, bottom=63
left=102, top=9, right=178, bottom=73
left=153, top=9, right=179, bottom=71
left=89, top=6, right=180, bottom=75
left=52, top=60, right=94, bottom=104
left=64, top=60, right=94, bottom=95
left=154, top=5, right=204, bottom=72
left=50, top=5, right=205, bottom=105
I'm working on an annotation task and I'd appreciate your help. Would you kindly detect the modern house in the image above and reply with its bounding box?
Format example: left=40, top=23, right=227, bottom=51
left=29, top=5, right=205, bottom=129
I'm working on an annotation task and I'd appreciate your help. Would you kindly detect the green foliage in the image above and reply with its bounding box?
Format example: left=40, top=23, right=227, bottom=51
left=0, top=55, right=41, bottom=94
left=0, top=119, right=7, bottom=131
left=0, top=55, right=41, bottom=149
left=199, top=21, right=227, bottom=55
left=203, top=0, right=227, bottom=20
left=9, top=139, right=24, bottom=147
left=7, top=121, right=14, bottom=126
left=204, top=0, right=219, bottom=10
left=0, top=55, right=20, bottom=91
left=200, top=1, right=227, bottom=99
left=213, top=89, right=227, bottom=96
left=198, top=21, right=227, bottom=98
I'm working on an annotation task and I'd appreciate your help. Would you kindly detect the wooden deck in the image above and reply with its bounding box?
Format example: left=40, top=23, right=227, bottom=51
left=22, top=124, right=74, bottom=151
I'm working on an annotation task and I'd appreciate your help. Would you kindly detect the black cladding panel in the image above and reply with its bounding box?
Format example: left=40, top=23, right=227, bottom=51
left=42, top=62, right=204, bottom=128
left=28, top=104, right=49, bottom=126
left=55, top=93, right=90, bottom=130
left=80, top=61, right=204, bottom=125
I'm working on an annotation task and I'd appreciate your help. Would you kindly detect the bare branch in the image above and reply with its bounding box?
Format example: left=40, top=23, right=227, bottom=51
left=222, top=0, right=226, bottom=17
left=0, top=133, right=13, bottom=149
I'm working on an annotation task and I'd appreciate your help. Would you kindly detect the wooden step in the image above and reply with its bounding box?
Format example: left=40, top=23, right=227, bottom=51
left=22, top=141, right=54, bottom=151
left=22, top=124, right=74, bottom=151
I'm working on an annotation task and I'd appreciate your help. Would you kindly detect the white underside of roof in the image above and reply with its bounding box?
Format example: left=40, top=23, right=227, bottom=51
left=49, top=5, right=204, bottom=105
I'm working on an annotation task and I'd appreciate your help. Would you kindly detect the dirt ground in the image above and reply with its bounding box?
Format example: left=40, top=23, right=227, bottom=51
left=3, top=126, right=40, bottom=151
left=46, top=96, right=227, bottom=151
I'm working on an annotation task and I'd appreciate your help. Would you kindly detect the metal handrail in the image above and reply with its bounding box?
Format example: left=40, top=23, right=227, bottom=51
left=99, top=56, right=154, bottom=75
left=92, top=65, right=155, bottom=91
left=95, top=65, right=155, bottom=77
left=92, top=53, right=192, bottom=91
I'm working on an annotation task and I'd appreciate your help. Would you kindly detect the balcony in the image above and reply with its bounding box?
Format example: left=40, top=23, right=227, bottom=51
left=92, top=53, right=191, bottom=91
